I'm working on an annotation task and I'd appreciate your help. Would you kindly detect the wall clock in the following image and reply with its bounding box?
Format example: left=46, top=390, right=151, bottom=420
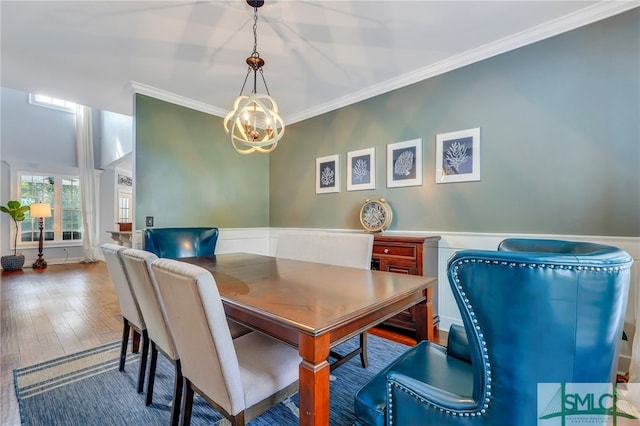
left=359, top=196, right=392, bottom=233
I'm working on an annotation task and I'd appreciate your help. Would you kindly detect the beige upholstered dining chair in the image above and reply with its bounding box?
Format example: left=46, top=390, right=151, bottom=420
left=100, top=243, right=149, bottom=394
left=120, top=248, right=182, bottom=426
left=151, top=258, right=300, bottom=426
left=276, top=230, right=374, bottom=269
left=121, top=248, right=254, bottom=425
left=275, top=230, right=374, bottom=370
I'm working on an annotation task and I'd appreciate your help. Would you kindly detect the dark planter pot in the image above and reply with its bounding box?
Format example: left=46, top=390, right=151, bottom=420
left=1, top=255, right=25, bottom=271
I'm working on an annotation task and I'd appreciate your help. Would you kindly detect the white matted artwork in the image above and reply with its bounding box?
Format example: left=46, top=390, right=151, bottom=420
left=347, top=148, right=375, bottom=191
left=435, top=128, right=480, bottom=183
left=316, top=154, right=340, bottom=194
left=387, top=138, right=423, bottom=188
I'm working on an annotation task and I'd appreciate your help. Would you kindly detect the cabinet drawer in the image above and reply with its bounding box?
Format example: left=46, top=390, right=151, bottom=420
left=372, top=244, right=417, bottom=259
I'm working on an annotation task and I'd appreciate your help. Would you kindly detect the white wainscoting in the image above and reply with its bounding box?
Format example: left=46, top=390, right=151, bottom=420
left=97, top=227, right=640, bottom=341
left=262, top=228, right=640, bottom=334
left=433, top=233, right=640, bottom=333
left=89, top=226, right=636, bottom=374
left=216, top=227, right=272, bottom=255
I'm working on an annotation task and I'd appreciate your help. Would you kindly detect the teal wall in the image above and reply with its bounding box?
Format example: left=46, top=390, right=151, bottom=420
left=134, top=94, right=270, bottom=228
left=134, top=10, right=639, bottom=237
left=270, top=9, right=640, bottom=237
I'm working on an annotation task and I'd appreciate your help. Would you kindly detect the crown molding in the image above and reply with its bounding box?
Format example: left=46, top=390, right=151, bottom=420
left=285, top=1, right=639, bottom=124
left=131, top=2, right=638, bottom=124
left=129, top=81, right=228, bottom=117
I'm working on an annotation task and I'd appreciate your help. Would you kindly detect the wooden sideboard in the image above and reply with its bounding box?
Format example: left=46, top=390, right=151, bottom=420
left=371, top=235, right=440, bottom=341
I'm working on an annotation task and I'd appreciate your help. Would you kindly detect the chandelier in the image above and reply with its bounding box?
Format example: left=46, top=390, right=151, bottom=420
left=224, top=0, right=285, bottom=155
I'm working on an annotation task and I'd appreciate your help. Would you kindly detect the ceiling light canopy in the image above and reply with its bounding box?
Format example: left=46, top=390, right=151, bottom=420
left=224, top=0, right=285, bottom=155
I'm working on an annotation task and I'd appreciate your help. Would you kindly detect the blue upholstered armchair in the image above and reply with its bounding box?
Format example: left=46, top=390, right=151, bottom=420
left=355, top=238, right=633, bottom=426
left=142, top=227, right=219, bottom=259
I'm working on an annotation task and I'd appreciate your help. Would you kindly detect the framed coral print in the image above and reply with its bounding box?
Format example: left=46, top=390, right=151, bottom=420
left=347, top=148, right=375, bottom=191
left=387, top=138, right=423, bottom=188
left=435, top=128, right=480, bottom=183
left=316, top=154, right=340, bottom=194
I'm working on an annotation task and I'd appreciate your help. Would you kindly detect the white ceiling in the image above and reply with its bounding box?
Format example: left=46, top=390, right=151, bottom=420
left=1, top=1, right=637, bottom=124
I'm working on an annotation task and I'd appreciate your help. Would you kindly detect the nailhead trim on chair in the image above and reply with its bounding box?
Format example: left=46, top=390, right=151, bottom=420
left=387, top=259, right=490, bottom=425
left=387, top=257, right=630, bottom=425
left=454, top=260, right=492, bottom=416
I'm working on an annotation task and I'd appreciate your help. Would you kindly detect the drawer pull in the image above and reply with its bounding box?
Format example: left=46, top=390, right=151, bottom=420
left=384, top=248, right=389, bottom=254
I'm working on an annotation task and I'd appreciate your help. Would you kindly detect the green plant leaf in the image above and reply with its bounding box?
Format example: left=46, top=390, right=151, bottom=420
left=1, top=200, right=28, bottom=256
left=1, top=200, right=29, bottom=222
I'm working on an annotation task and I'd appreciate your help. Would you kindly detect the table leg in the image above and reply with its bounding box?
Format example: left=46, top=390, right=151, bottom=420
left=132, top=329, right=141, bottom=353
left=415, top=286, right=434, bottom=342
left=298, top=333, right=330, bottom=426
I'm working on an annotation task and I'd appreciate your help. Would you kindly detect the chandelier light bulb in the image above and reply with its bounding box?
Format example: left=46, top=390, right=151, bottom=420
left=224, top=0, right=285, bottom=154
left=224, top=93, right=285, bottom=154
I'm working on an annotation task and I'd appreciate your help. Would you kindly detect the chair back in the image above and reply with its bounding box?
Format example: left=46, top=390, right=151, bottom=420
left=276, top=230, right=373, bottom=269
left=143, top=227, right=219, bottom=259
left=448, top=239, right=633, bottom=423
left=121, top=248, right=178, bottom=360
left=151, top=258, right=245, bottom=415
left=101, top=243, right=144, bottom=329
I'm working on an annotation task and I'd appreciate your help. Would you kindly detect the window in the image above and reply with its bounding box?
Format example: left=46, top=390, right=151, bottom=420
left=28, top=93, right=77, bottom=113
left=18, top=172, right=82, bottom=245
left=118, top=190, right=132, bottom=223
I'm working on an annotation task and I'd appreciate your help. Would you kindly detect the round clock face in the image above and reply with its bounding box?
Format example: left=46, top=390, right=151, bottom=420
left=360, top=199, right=392, bottom=232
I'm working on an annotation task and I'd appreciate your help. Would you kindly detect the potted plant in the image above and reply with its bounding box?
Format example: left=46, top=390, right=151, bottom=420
left=1, top=200, right=30, bottom=271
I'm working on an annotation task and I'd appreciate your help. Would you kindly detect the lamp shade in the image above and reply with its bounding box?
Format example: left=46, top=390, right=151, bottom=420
left=30, top=202, right=51, bottom=218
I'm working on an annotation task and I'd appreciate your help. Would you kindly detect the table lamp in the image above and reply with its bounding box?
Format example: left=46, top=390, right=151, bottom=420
left=30, top=202, right=51, bottom=269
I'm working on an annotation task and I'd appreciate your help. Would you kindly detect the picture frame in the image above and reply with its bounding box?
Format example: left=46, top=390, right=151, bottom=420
left=387, top=138, right=423, bottom=188
left=118, top=174, right=132, bottom=186
left=316, top=154, right=340, bottom=194
left=435, top=127, right=480, bottom=183
left=347, top=147, right=375, bottom=191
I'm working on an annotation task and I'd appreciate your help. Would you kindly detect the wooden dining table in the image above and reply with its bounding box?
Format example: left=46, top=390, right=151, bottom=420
left=179, top=252, right=436, bottom=426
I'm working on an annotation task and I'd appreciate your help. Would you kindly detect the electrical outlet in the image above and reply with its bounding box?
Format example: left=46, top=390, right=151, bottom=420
left=146, top=216, right=154, bottom=227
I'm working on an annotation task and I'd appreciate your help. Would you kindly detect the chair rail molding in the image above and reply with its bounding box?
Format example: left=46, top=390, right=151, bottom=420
left=268, top=227, right=639, bottom=333
left=431, top=232, right=639, bottom=331
left=57, top=225, right=640, bottom=341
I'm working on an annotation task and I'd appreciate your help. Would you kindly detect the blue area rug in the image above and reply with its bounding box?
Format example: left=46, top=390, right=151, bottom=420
left=14, top=334, right=409, bottom=425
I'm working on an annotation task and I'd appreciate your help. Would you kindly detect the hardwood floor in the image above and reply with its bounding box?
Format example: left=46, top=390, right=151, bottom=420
left=1, top=263, right=122, bottom=426
left=0, top=262, right=445, bottom=426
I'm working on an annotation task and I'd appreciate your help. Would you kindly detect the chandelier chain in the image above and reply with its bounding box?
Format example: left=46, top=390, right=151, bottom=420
left=224, top=0, right=285, bottom=154
left=252, top=7, right=259, bottom=58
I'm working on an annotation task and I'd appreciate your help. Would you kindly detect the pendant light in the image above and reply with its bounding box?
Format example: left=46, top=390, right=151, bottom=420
left=224, top=0, right=285, bottom=155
